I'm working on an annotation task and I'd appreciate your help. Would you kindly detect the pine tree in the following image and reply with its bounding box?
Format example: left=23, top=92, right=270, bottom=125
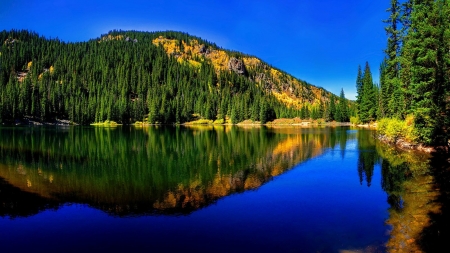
left=383, top=0, right=403, bottom=118
left=356, top=65, right=363, bottom=108
left=329, top=96, right=336, bottom=121
left=359, top=62, right=377, bottom=123
left=405, top=0, right=450, bottom=144
left=338, top=88, right=349, bottom=122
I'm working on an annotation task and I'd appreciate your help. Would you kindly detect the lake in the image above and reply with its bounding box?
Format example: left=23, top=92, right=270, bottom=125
left=0, top=126, right=448, bottom=253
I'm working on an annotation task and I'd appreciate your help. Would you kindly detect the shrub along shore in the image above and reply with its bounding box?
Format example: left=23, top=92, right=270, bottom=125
left=359, top=117, right=448, bottom=154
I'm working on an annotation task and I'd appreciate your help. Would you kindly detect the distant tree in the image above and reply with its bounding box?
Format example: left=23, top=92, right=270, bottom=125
left=355, top=65, right=363, bottom=108
left=329, top=96, right=336, bottom=121
left=337, top=88, right=349, bottom=122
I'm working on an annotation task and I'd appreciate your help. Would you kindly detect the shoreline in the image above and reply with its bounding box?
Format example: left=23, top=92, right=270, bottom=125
left=376, top=134, right=440, bottom=153
left=6, top=117, right=448, bottom=154
left=353, top=122, right=449, bottom=154
left=348, top=121, right=448, bottom=154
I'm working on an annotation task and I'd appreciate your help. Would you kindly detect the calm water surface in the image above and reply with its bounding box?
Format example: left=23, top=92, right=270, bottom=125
left=0, top=126, right=444, bottom=252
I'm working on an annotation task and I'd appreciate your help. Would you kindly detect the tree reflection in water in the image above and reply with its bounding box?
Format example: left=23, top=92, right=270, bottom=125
left=354, top=128, right=450, bottom=252
left=357, top=129, right=379, bottom=187
left=0, top=126, right=342, bottom=217
left=374, top=135, right=445, bottom=252
left=0, top=126, right=448, bottom=252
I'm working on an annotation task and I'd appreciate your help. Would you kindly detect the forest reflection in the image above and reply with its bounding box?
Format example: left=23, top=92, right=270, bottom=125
left=0, top=126, right=351, bottom=217
left=360, top=129, right=445, bottom=253
left=0, top=126, right=446, bottom=252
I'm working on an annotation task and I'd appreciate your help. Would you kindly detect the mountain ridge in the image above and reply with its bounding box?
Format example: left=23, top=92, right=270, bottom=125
left=0, top=29, right=353, bottom=124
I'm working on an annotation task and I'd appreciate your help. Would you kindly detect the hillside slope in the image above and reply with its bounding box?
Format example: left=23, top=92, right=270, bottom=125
left=0, top=29, right=351, bottom=124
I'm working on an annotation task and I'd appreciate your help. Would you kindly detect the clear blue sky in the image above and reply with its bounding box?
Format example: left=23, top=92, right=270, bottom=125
left=0, top=0, right=389, bottom=100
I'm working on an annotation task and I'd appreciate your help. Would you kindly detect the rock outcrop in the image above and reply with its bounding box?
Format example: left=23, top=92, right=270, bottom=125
left=227, top=57, right=246, bottom=75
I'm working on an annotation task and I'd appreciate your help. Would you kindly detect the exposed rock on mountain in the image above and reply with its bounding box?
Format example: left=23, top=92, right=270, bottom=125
left=227, top=57, right=246, bottom=75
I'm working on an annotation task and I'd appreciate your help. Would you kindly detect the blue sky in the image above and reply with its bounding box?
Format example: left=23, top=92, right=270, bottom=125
left=0, top=0, right=389, bottom=100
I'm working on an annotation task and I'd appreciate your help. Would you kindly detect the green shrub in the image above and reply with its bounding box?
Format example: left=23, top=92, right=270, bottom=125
left=213, top=119, right=225, bottom=124
left=190, top=119, right=213, bottom=125
left=350, top=116, right=359, bottom=125
left=377, top=116, right=418, bottom=143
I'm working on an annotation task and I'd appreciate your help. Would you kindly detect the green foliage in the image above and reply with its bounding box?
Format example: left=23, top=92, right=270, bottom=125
left=0, top=126, right=348, bottom=215
left=0, top=29, right=349, bottom=125
left=377, top=117, right=418, bottom=143
left=188, top=119, right=213, bottom=125
left=336, top=88, right=349, bottom=122
left=358, top=62, right=378, bottom=123
left=356, top=65, right=363, bottom=106
left=358, top=1, right=450, bottom=145
left=350, top=116, right=360, bottom=125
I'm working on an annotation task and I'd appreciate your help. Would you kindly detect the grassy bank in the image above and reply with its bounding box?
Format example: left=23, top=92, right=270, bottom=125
left=90, top=120, right=121, bottom=127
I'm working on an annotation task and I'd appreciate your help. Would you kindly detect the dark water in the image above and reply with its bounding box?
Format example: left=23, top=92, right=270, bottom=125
left=0, top=126, right=447, bottom=252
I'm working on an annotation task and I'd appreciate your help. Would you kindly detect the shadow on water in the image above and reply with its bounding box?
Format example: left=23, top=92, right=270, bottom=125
left=0, top=176, right=60, bottom=218
left=375, top=133, right=450, bottom=253
left=417, top=153, right=450, bottom=252
left=352, top=129, right=450, bottom=252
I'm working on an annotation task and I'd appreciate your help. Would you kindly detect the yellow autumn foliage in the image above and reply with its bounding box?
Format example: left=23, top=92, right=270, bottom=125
left=182, top=39, right=203, bottom=55
left=272, top=136, right=302, bottom=156
left=153, top=37, right=231, bottom=73
left=270, top=68, right=282, bottom=79
left=243, top=57, right=260, bottom=69
left=244, top=176, right=262, bottom=189
left=272, top=91, right=302, bottom=109
left=154, top=37, right=179, bottom=55
left=98, top=34, right=124, bottom=43
left=207, top=50, right=229, bottom=71
left=188, top=60, right=201, bottom=69
left=152, top=35, right=341, bottom=110
left=176, top=57, right=184, bottom=64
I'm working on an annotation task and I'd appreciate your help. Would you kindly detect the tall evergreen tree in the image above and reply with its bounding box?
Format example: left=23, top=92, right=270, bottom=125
left=404, top=0, right=449, bottom=144
left=356, top=65, right=363, bottom=108
left=383, top=0, right=404, bottom=118
left=338, top=88, right=349, bottom=122
left=359, top=62, right=377, bottom=123
left=329, top=96, right=336, bottom=121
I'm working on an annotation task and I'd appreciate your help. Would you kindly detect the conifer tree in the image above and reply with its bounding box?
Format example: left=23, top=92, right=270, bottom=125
left=329, top=96, right=336, bottom=121
left=338, top=88, right=349, bottom=122
left=355, top=65, right=363, bottom=108
left=359, top=62, right=377, bottom=123
left=383, top=0, right=403, bottom=118
left=404, top=0, right=449, bottom=144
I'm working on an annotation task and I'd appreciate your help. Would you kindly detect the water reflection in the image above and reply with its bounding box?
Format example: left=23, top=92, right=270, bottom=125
left=0, top=126, right=447, bottom=252
left=356, top=130, right=380, bottom=187
left=0, top=126, right=348, bottom=217
left=374, top=135, right=443, bottom=252
left=351, top=129, right=449, bottom=252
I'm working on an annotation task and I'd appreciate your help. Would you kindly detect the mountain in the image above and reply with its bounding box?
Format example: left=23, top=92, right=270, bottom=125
left=0, top=29, right=352, bottom=125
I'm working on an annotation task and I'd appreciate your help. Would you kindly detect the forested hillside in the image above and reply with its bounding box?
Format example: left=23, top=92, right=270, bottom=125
left=355, top=0, right=450, bottom=146
left=0, top=30, right=352, bottom=125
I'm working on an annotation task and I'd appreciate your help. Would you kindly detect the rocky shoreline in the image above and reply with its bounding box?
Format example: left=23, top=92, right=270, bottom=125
left=355, top=123, right=448, bottom=154
left=376, top=134, right=449, bottom=154
left=7, top=116, right=73, bottom=126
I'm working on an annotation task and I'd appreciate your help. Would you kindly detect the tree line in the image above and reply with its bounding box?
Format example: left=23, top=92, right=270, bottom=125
left=356, top=0, right=449, bottom=145
left=0, top=30, right=353, bottom=125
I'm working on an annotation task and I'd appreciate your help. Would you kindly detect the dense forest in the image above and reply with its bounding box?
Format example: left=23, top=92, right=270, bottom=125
left=0, top=30, right=354, bottom=125
left=356, top=0, right=450, bottom=145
